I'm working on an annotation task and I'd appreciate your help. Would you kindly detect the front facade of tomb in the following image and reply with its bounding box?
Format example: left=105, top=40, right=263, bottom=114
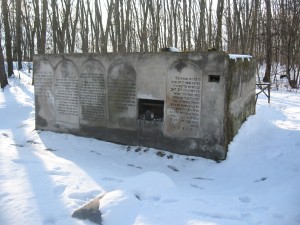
left=34, top=52, right=255, bottom=160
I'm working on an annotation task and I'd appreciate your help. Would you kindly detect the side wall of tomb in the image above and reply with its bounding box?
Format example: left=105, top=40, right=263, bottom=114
left=224, top=57, right=256, bottom=152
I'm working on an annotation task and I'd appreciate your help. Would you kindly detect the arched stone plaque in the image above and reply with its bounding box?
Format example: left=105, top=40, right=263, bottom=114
left=79, top=60, right=106, bottom=127
left=165, top=61, right=202, bottom=138
left=54, top=60, right=79, bottom=126
left=34, top=60, right=54, bottom=128
left=107, top=60, right=137, bottom=130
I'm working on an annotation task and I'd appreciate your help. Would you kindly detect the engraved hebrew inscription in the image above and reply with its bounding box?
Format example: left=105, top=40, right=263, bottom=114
left=54, top=60, right=79, bottom=125
left=108, top=61, right=137, bottom=130
left=80, top=60, right=106, bottom=126
left=165, top=62, right=202, bottom=138
left=34, top=61, right=54, bottom=97
left=108, top=79, right=136, bottom=111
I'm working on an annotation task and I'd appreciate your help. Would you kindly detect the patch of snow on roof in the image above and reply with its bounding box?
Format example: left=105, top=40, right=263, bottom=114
left=169, top=47, right=180, bottom=52
left=229, top=54, right=252, bottom=61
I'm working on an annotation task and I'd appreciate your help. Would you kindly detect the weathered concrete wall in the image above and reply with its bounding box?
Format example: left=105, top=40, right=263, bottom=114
left=34, top=52, right=255, bottom=160
left=224, top=57, right=256, bottom=152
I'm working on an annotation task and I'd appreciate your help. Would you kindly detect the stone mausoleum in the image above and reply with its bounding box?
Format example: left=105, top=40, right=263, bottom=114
left=34, top=51, right=255, bottom=160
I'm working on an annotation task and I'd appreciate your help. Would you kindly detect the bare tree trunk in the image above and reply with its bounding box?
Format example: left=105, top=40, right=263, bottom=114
left=34, top=0, right=41, bottom=53
left=58, top=0, right=71, bottom=53
left=243, top=0, right=250, bottom=52
left=178, top=4, right=184, bottom=50
left=207, top=0, right=213, bottom=48
left=172, top=0, right=178, bottom=47
left=11, top=0, right=16, bottom=61
left=16, top=0, right=22, bottom=70
left=126, top=6, right=134, bottom=51
left=166, top=1, right=172, bottom=47
left=99, top=0, right=114, bottom=53
left=149, top=0, right=160, bottom=51
left=249, top=0, right=259, bottom=55
left=162, top=0, right=167, bottom=47
left=182, top=0, right=187, bottom=50
left=196, top=0, right=206, bottom=50
left=0, top=25, right=8, bottom=88
left=233, top=0, right=245, bottom=53
left=40, top=0, right=48, bottom=54
left=263, top=0, right=272, bottom=82
left=124, top=0, right=131, bottom=52
left=51, top=0, right=58, bottom=53
left=68, top=0, right=80, bottom=53
left=2, top=0, right=14, bottom=77
left=22, top=0, right=32, bottom=60
left=80, top=0, right=89, bottom=53
left=93, top=0, right=100, bottom=52
left=133, top=0, right=141, bottom=50
left=187, top=0, right=192, bottom=50
left=141, top=0, right=150, bottom=52
left=215, top=0, right=224, bottom=50
left=114, top=0, right=121, bottom=51
left=226, top=0, right=232, bottom=52
left=119, top=0, right=125, bottom=51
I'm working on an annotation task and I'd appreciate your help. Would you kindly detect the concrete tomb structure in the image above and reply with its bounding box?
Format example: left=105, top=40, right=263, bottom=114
left=34, top=52, right=255, bottom=160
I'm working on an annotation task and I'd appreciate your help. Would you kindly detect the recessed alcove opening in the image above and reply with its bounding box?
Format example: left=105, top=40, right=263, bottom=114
left=208, top=75, right=220, bottom=82
left=138, top=99, right=164, bottom=122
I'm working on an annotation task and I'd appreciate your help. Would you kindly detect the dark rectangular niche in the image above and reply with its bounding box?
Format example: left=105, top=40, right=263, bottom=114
left=138, top=99, right=164, bottom=122
left=208, top=75, right=220, bottom=82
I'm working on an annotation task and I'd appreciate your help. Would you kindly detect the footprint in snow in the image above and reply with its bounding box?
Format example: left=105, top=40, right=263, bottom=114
left=127, top=163, right=143, bottom=169
left=45, top=148, right=57, bottom=152
left=53, top=184, right=67, bottom=196
left=167, top=165, right=179, bottom=172
left=90, top=150, right=101, bottom=155
left=101, top=177, right=123, bottom=183
left=190, top=183, right=205, bottom=189
left=10, top=143, right=25, bottom=147
left=0, top=192, right=9, bottom=198
left=162, top=198, right=179, bottom=203
left=43, top=216, right=56, bottom=225
left=47, top=169, right=71, bottom=176
left=1, top=133, right=9, bottom=138
left=11, top=159, right=38, bottom=164
left=272, top=213, right=284, bottom=220
left=238, top=196, right=251, bottom=203
left=26, top=140, right=40, bottom=145
left=193, top=177, right=214, bottom=181
left=254, top=177, right=268, bottom=182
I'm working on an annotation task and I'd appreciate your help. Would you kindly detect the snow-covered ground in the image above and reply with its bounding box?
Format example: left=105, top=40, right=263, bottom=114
left=0, top=71, right=299, bottom=225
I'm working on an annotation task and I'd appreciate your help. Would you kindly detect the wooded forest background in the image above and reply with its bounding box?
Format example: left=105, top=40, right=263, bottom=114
left=0, top=0, right=300, bottom=89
